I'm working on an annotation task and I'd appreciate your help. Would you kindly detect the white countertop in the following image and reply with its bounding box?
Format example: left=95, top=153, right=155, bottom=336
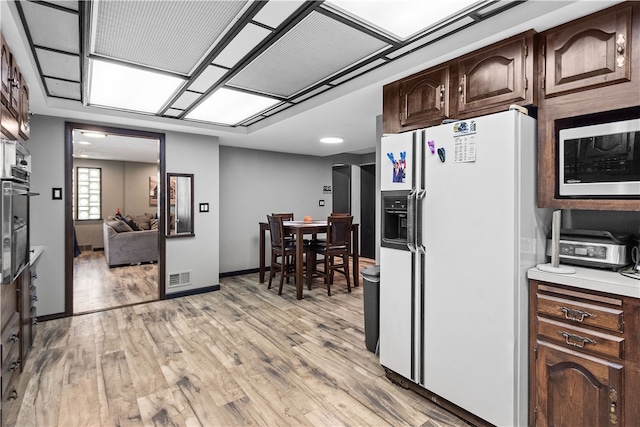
left=30, top=245, right=45, bottom=265
left=528, top=264, right=640, bottom=299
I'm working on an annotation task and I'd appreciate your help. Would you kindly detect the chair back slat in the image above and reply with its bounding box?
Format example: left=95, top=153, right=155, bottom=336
left=327, top=215, right=353, bottom=247
left=267, top=215, right=284, bottom=247
left=271, top=213, right=294, bottom=221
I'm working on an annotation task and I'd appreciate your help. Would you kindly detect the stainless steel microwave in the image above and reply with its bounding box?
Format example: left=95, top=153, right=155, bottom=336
left=559, top=118, right=640, bottom=197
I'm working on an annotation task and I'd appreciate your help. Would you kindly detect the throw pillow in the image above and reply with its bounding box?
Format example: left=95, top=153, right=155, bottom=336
left=106, top=219, right=133, bottom=233
left=122, top=216, right=140, bottom=231
left=150, top=218, right=158, bottom=230
left=131, top=214, right=151, bottom=230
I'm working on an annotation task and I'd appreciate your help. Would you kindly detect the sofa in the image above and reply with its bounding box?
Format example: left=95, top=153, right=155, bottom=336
left=103, top=217, right=158, bottom=267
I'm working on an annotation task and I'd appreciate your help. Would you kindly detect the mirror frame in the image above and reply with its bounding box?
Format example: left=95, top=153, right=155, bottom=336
left=166, top=173, right=195, bottom=238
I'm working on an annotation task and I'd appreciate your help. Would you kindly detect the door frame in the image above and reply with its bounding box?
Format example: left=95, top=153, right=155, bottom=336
left=64, top=122, right=166, bottom=316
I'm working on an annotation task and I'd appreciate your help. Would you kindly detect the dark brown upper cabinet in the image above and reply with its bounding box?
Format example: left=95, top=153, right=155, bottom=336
left=399, top=65, right=450, bottom=129
left=543, top=5, right=632, bottom=98
left=456, top=31, right=536, bottom=117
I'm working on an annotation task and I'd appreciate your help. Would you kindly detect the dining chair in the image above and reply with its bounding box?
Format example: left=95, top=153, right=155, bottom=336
left=267, top=214, right=297, bottom=295
left=307, top=215, right=353, bottom=296
left=271, top=213, right=294, bottom=221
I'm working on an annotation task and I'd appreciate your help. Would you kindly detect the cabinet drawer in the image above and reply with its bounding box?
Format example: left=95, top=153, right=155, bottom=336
left=0, top=312, right=19, bottom=365
left=537, top=292, right=623, bottom=333
left=538, top=317, right=624, bottom=359
left=1, top=342, right=20, bottom=396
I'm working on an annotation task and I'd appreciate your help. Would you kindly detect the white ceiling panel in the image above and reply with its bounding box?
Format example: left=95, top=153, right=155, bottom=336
left=45, top=1, right=79, bottom=12
left=212, top=23, right=272, bottom=69
left=91, top=0, right=248, bottom=74
left=188, top=65, right=228, bottom=93
left=35, top=47, right=80, bottom=81
left=44, top=77, right=81, bottom=99
left=20, top=1, right=79, bottom=53
left=171, top=91, right=201, bottom=110
left=228, top=11, right=389, bottom=98
left=252, top=1, right=306, bottom=29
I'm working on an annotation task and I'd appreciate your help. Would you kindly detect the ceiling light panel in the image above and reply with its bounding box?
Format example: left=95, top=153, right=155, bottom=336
left=20, top=1, right=79, bottom=53
left=186, top=88, right=279, bottom=125
left=252, top=0, right=306, bottom=29
left=228, top=11, right=389, bottom=98
left=88, top=59, right=184, bottom=114
left=35, top=48, right=80, bottom=81
left=212, top=23, right=272, bottom=69
left=325, top=0, right=480, bottom=40
left=91, top=0, right=248, bottom=75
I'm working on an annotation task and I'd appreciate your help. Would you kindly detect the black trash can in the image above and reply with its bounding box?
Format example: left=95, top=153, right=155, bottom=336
left=361, top=265, right=380, bottom=354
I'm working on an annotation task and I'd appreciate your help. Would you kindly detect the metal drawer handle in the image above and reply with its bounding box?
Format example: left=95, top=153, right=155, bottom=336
left=7, top=390, right=18, bottom=401
left=9, top=333, right=18, bottom=343
left=560, top=331, right=596, bottom=348
left=9, top=359, right=20, bottom=372
left=560, top=306, right=595, bottom=323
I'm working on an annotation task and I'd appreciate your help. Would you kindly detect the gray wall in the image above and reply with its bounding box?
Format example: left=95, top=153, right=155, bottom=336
left=218, top=146, right=335, bottom=273
left=28, top=114, right=220, bottom=316
left=73, top=158, right=158, bottom=249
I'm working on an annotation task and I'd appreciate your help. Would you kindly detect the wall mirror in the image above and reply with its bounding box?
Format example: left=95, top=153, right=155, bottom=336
left=167, top=173, right=194, bottom=237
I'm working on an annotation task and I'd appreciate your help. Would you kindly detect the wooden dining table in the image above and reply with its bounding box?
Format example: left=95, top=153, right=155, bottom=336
left=259, top=220, right=360, bottom=299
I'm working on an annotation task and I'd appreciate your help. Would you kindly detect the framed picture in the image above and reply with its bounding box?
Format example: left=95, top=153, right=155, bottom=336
left=149, top=176, right=158, bottom=206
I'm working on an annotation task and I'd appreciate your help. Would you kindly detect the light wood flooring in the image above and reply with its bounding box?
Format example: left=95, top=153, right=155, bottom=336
left=73, top=251, right=158, bottom=314
left=8, top=259, right=468, bottom=427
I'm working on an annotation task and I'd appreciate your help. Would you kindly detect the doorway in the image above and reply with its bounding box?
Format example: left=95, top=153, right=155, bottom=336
left=332, top=165, right=351, bottom=213
left=360, top=163, right=376, bottom=259
left=64, top=122, right=166, bottom=316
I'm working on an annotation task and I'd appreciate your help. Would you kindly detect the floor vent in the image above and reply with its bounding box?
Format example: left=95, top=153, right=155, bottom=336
left=168, top=271, right=192, bottom=288
left=79, top=244, right=93, bottom=252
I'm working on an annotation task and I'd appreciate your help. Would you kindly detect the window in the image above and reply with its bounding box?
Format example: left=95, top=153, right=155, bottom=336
left=75, top=167, right=102, bottom=220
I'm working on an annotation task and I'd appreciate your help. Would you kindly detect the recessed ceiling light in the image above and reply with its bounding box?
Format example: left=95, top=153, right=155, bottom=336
left=75, top=141, right=91, bottom=145
left=320, top=137, right=344, bottom=144
left=81, top=131, right=106, bottom=138
left=77, top=154, right=89, bottom=158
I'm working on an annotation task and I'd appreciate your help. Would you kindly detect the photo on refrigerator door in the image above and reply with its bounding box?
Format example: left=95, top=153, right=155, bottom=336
left=386, top=151, right=406, bottom=183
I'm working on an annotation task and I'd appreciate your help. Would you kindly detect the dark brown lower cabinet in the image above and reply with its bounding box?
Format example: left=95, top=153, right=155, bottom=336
left=535, top=341, right=623, bottom=426
left=530, top=280, right=640, bottom=427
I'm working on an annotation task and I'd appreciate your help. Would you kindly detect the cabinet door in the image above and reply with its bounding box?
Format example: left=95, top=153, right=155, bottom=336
left=8, top=55, right=19, bottom=116
left=535, top=341, right=623, bottom=427
left=399, top=66, right=450, bottom=128
left=544, top=6, right=632, bottom=97
left=457, top=34, right=533, bottom=115
left=1, top=36, right=10, bottom=106
left=18, top=73, right=29, bottom=140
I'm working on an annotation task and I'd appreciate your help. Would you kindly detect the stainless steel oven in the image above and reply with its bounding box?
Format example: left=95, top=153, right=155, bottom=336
left=2, top=179, right=30, bottom=284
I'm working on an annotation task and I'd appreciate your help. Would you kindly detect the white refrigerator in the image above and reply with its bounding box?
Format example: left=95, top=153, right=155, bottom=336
left=379, top=109, right=550, bottom=427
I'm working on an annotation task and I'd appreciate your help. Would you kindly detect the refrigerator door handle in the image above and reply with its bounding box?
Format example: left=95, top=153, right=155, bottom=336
left=407, top=189, right=416, bottom=252
left=415, top=189, right=425, bottom=253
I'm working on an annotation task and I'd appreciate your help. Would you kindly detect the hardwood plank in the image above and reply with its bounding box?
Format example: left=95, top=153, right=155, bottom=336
left=98, top=350, right=143, bottom=426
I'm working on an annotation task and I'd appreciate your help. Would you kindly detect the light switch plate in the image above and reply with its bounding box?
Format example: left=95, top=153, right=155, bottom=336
left=199, top=203, right=209, bottom=212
